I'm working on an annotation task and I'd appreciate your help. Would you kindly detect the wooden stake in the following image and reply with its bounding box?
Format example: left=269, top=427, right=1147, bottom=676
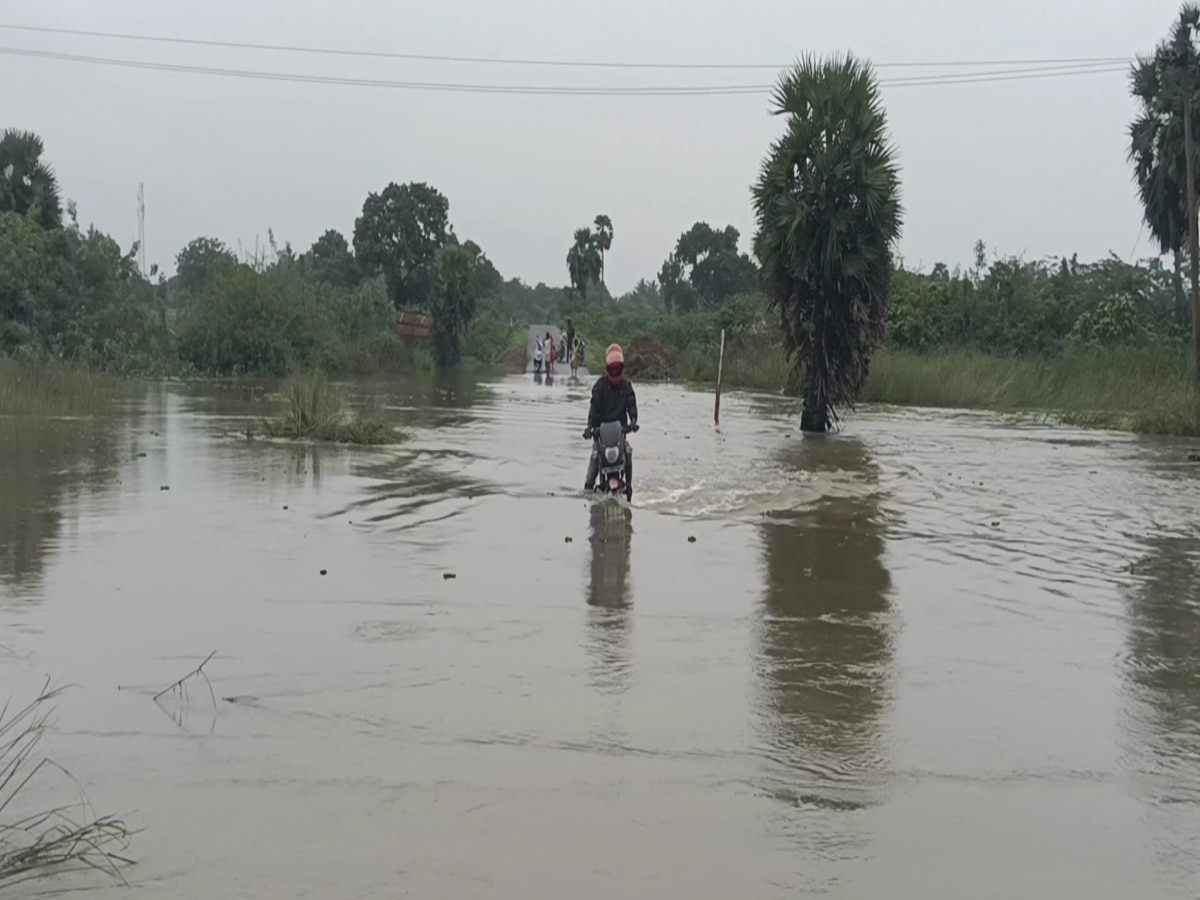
left=714, top=328, right=726, bottom=425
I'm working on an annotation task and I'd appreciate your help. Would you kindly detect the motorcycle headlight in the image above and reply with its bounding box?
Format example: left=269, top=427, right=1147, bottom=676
left=604, top=446, right=619, bottom=463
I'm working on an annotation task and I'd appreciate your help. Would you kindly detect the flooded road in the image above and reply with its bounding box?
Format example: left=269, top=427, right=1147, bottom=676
left=2, top=373, right=1200, bottom=898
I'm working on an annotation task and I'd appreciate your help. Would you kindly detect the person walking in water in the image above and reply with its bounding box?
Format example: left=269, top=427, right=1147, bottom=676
left=570, top=335, right=582, bottom=379
left=565, top=318, right=576, bottom=363
left=545, top=331, right=556, bottom=374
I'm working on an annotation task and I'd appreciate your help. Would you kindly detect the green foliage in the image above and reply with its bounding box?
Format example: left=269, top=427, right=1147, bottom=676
left=429, top=244, right=483, bottom=367
left=0, top=212, right=169, bottom=374
left=753, top=53, right=903, bottom=432
left=353, top=181, right=452, bottom=310
left=889, top=252, right=1184, bottom=355
left=305, top=229, right=358, bottom=288
left=176, top=265, right=395, bottom=376
left=0, top=129, right=62, bottom=230
left=566, top=226, right=602, bottom=301
left=173, top=237, right=238, bottom=296
left=1129, top=4, right=1200, bottom=256
left=658, top=222, right=759, bottom=312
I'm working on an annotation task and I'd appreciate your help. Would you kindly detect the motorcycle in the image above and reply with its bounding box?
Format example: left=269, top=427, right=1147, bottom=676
left=532, top=343, right=544, bottom=375
left=585, top=420, right=636, bottom=499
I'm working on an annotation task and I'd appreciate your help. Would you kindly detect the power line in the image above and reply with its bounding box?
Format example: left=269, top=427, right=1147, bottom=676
left=0, top=45, right=1131, bottom=95
left=0, top=22, right=1135, bottom=71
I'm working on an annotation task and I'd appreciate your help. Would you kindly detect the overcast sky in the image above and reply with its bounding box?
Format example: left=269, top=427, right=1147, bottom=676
left=0, top=0, right=1183, bottom=293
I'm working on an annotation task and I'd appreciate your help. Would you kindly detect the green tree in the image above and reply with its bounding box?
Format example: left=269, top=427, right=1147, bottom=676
left=593, top=214, right=614, bottom=289
left=566, top=227, right=602, bottom=301
left=353, top=181, right=452, bottom=310
left=174, top=237, right=238, bottom=296
left=658, top=222, right=759, bottom=312
left=0, top=130, right=62, bottom=230
left=307, top=229, right=358, bottom=288
left=430, top=243, right=483, bottom=367
left=752, top=54, right=903, bottom=433
left=1129, top=4, right=1200, bottom=380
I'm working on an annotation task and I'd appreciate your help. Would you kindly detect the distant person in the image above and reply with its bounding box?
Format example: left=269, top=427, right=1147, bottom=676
left=583, top=343, right=639, bottom=502
left=565, top=318, right=576, bottom=361
left=570, top=336, right=582, bottom=378
left=545, top=331, right=556, bottom=374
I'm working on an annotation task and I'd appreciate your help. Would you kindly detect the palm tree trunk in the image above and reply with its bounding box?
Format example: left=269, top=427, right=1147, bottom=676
left=1185, top=49, right=1200, bottom=385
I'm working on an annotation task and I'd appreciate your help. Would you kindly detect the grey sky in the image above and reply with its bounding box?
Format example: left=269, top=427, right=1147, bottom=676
left=0, top=0, right=1181, bottom=293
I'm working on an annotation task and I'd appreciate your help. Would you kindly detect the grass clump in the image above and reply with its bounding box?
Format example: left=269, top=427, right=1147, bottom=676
left=1, top=680, right=134, bottom=890
left=0, top=359, right=118, bottom=416
left=260, top=372, right=397, bottom=445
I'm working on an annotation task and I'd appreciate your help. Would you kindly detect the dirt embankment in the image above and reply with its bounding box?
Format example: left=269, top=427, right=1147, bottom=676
left=623, top=333, right=675, bottom=382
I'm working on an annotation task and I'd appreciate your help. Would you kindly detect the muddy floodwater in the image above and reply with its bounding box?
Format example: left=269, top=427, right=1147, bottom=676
left=2, top=373, right=1200, bottom=898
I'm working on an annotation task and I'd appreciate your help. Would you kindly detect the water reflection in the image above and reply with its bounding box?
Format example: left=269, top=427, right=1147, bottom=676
left=1122, top=533, right=1200, bottom=890
left=0, top=415, right=125, bottom=599
left=382, top=369, right=488, bottom=430
left=754, top=434, right=894, bottom=819
left=584, top=500, right=633, bottom=694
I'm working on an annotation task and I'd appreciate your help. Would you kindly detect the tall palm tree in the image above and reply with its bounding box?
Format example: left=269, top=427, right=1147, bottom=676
left=752, top=54, right=903, bottom=433
left=0, top=129, right=62, bottom=230
left=566, top=227, right=601, bottom=301
left=1129, top=4, right=1200, bottom=381
left=593, top=214, right=613, bottom=291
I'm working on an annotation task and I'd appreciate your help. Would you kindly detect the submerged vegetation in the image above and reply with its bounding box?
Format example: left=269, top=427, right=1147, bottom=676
left=0, top=359, right=118, bottom=416
left=259, top=372, right=396, bottom=445
left=0, top=681, right=133, bottom=890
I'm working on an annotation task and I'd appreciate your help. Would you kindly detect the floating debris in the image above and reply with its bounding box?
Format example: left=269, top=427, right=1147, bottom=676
left=443, top=572, right=457, bottom=580
left=687, top=535, right=697, bottom=543
left=320, top=569, right=327, bottom=576
left=565, top=536, right=573, bottom=543
left=159, top=485, right=170, bottom=491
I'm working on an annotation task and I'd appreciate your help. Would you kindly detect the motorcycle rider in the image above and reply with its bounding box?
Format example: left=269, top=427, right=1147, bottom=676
left=583, top=343, right=639, bottom=501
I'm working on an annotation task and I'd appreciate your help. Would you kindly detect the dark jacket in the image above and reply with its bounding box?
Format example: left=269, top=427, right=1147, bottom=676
left=588, top=375, right=638, bottom=430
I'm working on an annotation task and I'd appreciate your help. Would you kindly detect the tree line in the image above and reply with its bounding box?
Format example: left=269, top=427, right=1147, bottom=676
left=1, top=0, right=1196, bottom=431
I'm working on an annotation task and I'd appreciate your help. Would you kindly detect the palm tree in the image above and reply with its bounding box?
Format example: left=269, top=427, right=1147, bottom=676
left=593, top=214, right=614, bottom=291
left=0, top=129, right=62, bottom=230
left=752, top=54, right=903, bottom=433
left=566, top=227, right=601, bottom=301
left=1129, top=4, right=1200, bottom=382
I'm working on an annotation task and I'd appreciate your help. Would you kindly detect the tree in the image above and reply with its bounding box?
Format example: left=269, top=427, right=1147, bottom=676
left=429, top=243, right=483, bottom=367
left=658, top=222, right=759, bottom=312
left=462, top=239, right=503, bottom=299
left=307, top=229, right=358, bottom=288
left=566, top=227, right=602, bottom=301
left=1129, top=3, right=1200, bottom=382
left=353, top=182, right=451, bottom=310
left=593, top=214, right=614, bottom=289
left=752, top=54, right=903, bottom=433
left=0, top=129, right=62, bottom=230
left=174, top=237, right=238, bottom=296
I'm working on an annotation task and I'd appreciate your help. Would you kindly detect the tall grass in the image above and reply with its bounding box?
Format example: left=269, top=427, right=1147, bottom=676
left=1, top=681, right=134, bottom=890
left=663, top=338, right=1200, bottom=437
left=0, top=360, right=118, bottom=416
left=865, top=346, right=1200, bottom=435
left=260, top=372, right=397, bottom=445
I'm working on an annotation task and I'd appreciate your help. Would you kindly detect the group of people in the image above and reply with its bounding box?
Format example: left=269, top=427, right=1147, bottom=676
left=535, top=318, right=587, bottom=379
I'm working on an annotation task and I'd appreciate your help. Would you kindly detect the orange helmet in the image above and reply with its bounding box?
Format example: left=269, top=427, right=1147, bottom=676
left=605, top=343, right=625, bottom=384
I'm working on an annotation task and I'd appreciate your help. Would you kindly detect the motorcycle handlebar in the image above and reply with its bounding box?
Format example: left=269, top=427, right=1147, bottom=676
left=583, top=424, right=637, bottom=439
